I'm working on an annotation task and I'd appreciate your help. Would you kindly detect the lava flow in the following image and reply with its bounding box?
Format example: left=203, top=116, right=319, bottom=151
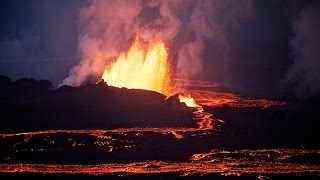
left=1, top=149, right=319, bottom=176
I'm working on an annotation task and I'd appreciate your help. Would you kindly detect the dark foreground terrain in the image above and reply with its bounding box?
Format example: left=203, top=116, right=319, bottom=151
left=0, top=75, right=319, bottom=179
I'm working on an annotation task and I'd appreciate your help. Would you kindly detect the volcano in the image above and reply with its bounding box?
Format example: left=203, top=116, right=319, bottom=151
left=0, top=32, right=319, bottom=179
left=1, top=0, right=320, bottom=179
left=1, top=75, right=320, bottom=179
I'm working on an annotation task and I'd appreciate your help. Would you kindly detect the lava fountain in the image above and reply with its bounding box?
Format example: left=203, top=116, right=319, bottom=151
left=101, top=35, right=204, bottom=109
left=102, top=36, right=173, bottom=96
left=178, top=94, right=200, bottom=108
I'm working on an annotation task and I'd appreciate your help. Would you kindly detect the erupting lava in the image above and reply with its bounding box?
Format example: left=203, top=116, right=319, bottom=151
left=100, top=35, right=212, bottom=131
left=102, top=36, right=172, bottom=96
left=178, top=94, right=200, bottom=108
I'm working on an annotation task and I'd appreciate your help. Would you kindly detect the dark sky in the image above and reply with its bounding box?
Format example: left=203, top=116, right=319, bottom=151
left=0, top=0, right=82, bottom=82
left=0, top=0, right=318, bottom=98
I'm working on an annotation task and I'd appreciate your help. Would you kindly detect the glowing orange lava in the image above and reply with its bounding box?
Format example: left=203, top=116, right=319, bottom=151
left=178, top=94, right=200, bottom=108
left=1, top=149, right=319, bottom=176
left=102, top=36, right=172, bottom=96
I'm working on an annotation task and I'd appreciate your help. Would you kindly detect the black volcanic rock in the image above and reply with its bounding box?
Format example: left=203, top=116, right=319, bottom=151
left=37, top=80, right=52, bottom=90
left=13, top=78, right=38, bottom=89
left=203, top=95, right=320, bottom=149
left=165, top=94, right=189, bottom=109
left=0, top=76, right=12, bottom=100
left=56, top=85, right=78, bottom=93
left=0, top=77, right=53, bottom=103
left=0, top=76, right=195, bottom=133
left=12, top=78, right=52, bottom=91
left=0, top=75, right=11, bottom=88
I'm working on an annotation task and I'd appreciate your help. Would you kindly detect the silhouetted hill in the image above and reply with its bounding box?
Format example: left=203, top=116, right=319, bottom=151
left=0, top=76, right=194, bottom=133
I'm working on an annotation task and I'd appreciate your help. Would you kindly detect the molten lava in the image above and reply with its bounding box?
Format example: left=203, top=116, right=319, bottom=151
left=178, top=94, right=200, bottom=108
left=102, top=36, right=172, bottom=96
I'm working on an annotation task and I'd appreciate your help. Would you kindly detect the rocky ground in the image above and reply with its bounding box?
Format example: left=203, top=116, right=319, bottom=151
left=0, top=75, right=319, bottom=179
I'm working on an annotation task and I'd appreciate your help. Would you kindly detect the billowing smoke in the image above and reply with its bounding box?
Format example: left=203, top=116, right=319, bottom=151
left=62, top=0, right=253, bottom=86
left=287, top=1, right=320, bottom=98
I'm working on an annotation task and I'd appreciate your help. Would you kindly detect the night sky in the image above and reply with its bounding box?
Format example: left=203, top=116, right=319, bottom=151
left=0, top=0, right=319, bottom=98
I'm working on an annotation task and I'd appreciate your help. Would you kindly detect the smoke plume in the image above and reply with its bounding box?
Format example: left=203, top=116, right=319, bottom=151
left=63, top=0, right=253, bottom=86
left=287, top=1, right=320, bottom=98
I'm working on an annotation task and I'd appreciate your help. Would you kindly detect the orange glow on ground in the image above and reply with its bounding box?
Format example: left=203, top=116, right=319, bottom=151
left=102, top=36, right=172, bottom=96
left=0, top=149, right=319, bottom=176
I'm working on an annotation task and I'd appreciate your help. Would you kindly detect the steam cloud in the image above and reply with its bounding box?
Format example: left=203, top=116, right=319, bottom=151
left=62, top=0, right=253, bottom=87
left=287, top=1, right=320, bottom=98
